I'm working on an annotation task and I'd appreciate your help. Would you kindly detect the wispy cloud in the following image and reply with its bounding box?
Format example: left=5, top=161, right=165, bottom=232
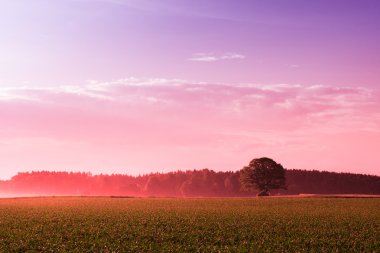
left=1, top=78, right=379, bottom=175
left=1, top=78, right=378, bottom=134
left=188, top=53, right=246, bottom=62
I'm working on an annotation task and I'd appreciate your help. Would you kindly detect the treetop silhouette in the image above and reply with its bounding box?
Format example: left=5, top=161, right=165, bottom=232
left=240, top=157, right=287, bottom=196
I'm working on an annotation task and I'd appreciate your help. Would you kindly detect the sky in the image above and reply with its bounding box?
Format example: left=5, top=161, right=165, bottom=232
left=0, top=0, right=380, bottom=179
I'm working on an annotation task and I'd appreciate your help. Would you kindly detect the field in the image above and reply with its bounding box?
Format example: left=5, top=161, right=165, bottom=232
left=0, top=197, right=379, bottom=252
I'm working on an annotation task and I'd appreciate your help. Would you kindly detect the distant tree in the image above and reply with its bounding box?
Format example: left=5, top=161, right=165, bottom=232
left=240, top=157, right=287, bottom=196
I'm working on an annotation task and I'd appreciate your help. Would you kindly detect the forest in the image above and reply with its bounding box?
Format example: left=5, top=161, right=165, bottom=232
left=0, top=169, right=379, bottom=197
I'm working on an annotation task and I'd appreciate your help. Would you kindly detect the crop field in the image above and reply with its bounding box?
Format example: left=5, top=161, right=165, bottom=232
left=0, top=197, right=379, bottom=252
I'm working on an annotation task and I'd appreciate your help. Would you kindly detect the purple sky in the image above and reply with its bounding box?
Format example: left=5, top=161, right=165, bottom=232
left=2, top=0, right=380, bottom=86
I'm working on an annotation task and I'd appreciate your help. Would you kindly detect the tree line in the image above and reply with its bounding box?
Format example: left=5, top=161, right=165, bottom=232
left=1, top=168, right=379, bottom=197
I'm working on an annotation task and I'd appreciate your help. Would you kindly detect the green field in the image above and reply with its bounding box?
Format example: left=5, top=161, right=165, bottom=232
left=0, top=197, right=379, bottom=252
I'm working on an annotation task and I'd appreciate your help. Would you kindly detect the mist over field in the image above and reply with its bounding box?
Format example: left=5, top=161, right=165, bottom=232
left=1, top=169, right=380, bottom=198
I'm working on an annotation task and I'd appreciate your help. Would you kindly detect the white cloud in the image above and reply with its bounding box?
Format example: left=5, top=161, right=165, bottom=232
left=0, top=87, right=40, bottom=102
left=0, top=78, right=380, bottom=145
left=188, top=52, right=246, bottom=62
left=220, top=53, right=246, bottom=60
left=1, top=78, right=378, bottom=131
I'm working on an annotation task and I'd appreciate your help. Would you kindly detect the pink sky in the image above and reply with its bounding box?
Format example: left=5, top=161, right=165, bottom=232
left=0, top=0, right=380, bottom=179
left=1, top=79, right=379, bottom=179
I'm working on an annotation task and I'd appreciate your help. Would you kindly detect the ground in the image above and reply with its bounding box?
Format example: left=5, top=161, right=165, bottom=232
left=0, top=197, right=379, bottom=252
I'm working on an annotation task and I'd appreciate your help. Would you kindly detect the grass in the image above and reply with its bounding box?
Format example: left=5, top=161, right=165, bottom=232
left=0, top=197, right=379, bottom=252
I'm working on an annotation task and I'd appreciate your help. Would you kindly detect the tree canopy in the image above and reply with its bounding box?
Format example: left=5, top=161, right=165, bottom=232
left=240, top=157, right=287, bottom=196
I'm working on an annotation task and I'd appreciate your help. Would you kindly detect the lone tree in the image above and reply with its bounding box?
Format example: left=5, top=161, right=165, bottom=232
left=240, top=157, right=287, bottom=196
